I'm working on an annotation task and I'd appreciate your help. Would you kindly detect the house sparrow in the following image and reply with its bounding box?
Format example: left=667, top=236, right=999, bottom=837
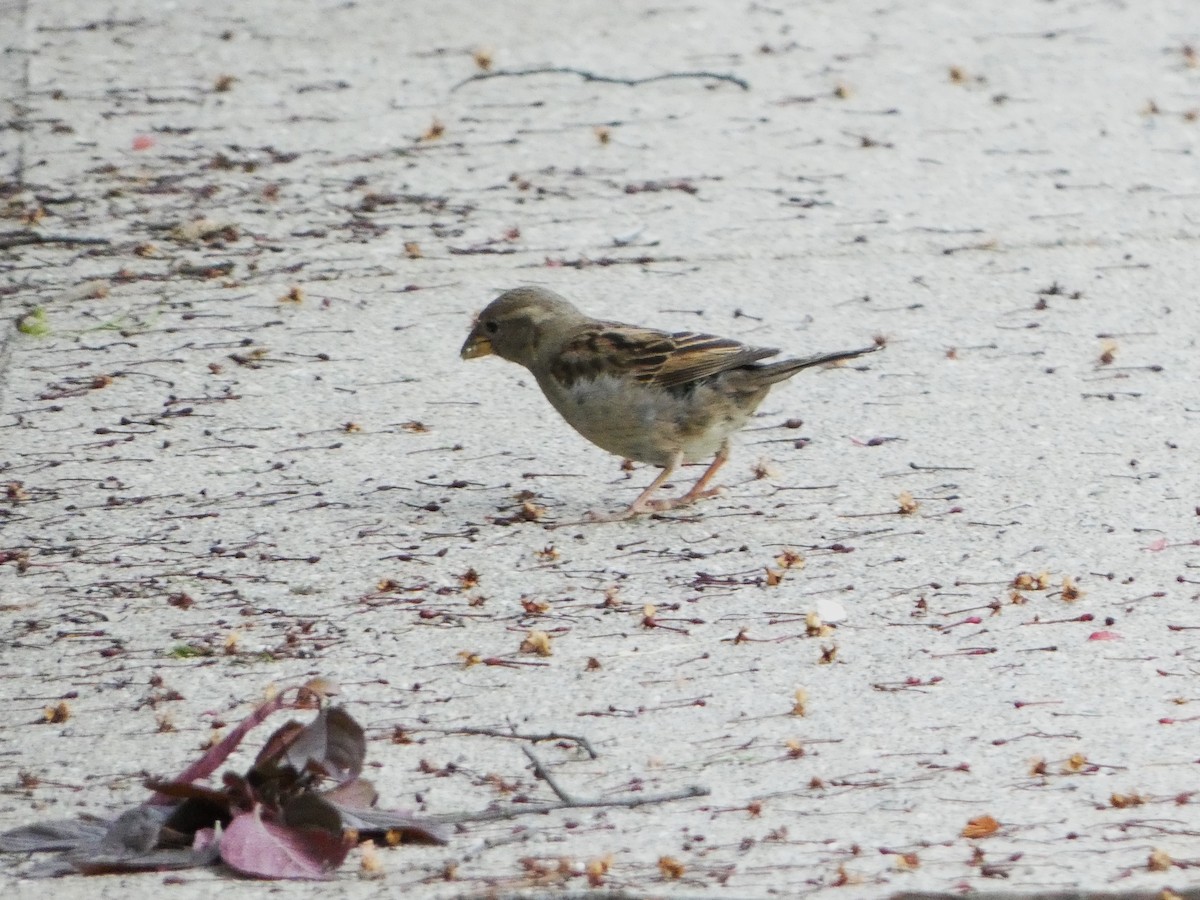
left=461, top=286, right=879, bottom=521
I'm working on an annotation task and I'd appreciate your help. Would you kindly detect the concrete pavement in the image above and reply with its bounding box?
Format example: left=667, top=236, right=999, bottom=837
left=3, top=1, right=1200, bottom=896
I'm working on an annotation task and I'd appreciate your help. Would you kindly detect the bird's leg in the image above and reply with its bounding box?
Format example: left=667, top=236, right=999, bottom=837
left=583, top=451, right=682, bottom=522
left=581, top=445, right=728, bottom=522
left=620, top=452, right=683, bottom=517
left=649, top=442, right=730, bottom=510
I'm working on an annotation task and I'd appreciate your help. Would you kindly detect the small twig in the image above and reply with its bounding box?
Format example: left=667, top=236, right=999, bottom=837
left=435, top=783, right=709, bottom=825
left=0, top=230, right=111, bottom=250
left=452, top=66, right=749, bottom=92
left=404, top=725, right=598, bottom=758
left=522, top=747, right=576, bottom=804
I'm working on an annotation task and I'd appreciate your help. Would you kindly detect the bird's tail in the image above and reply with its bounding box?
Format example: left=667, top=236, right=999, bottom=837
left=755, top=344, right=880, bottom=383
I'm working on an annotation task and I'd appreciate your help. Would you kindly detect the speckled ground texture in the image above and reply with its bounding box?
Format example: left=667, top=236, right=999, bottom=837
left=2, top=1, right=1200, bottom=898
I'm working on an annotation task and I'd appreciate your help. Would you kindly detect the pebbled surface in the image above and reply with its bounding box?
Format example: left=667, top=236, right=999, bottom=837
left=2, top=1, right=1200, bottom=897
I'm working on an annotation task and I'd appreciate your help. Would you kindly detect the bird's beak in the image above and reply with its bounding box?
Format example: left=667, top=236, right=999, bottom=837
left=460, top=327, right=493, bottom=359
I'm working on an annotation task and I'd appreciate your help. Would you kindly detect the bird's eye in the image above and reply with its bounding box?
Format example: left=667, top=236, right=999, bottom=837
left=484, top=320, right=499, bottom=334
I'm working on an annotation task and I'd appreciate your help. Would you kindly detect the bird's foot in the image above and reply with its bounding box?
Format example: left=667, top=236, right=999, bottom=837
left=580, top=504, right=655, bottom=523
left=566, top=485, right=724, bottom=525
left=645, top=485, right=725, bottom=512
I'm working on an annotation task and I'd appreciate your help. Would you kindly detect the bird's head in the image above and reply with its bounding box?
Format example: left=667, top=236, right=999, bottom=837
left=461, top=286, right=584, bottom=367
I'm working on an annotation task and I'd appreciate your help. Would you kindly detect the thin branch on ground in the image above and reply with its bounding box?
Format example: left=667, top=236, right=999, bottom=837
left=522, top=746, right=577, bottom=804
left=452, top=67, right=749, bottom=92
left=0, top=231, right=111, bottom=250
left=436, top=784, right=709, bottom=825
left=405, top=725, right=599, bottom=758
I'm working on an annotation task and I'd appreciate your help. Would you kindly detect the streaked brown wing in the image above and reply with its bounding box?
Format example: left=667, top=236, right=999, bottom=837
left=651, top=331, right=779, bottom=387
left=549, top=325, right=778, bottom=389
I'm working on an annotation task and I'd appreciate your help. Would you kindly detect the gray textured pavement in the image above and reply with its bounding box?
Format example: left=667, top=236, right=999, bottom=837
left=3, top=1, right=1200, bottom=897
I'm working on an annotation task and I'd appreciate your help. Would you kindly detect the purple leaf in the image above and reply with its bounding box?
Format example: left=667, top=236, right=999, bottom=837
left=149, top=692, right=291, bottom=806
left=99, top=806, right=168, bottom=853
left=327, top=802, right=450, bottom=845
left=220, top=804, right=349, bottom=880
left=321, top=777, right=378, bottom=809
left=193, top=827, right=218, bottom=852
left=281, top=793, right=343, bottom=833
left=321, top=777, right=449, bottom=845
left=161, top=793, right=233, bottom=840
left=2, top=807, right=218, bottom=877
left=66, top=843, right=219, bottom=876
left=0, top=816, right=110, bottom=852
left=24, top=856, right=82, bottom=878
left=254, top=719, right=305, bottom=770
left=145, top=778, right=235, bottom=809
left=281, top=707, right=365, bottom=782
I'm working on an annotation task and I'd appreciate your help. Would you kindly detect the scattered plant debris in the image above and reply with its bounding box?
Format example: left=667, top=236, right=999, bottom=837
left=0, top=680, right=447, bottom=880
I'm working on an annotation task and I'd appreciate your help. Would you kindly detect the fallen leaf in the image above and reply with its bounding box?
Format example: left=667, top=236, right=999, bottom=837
left=962, top=815, right=999, bottom=839
left=220, top=804, right=349, bottom=880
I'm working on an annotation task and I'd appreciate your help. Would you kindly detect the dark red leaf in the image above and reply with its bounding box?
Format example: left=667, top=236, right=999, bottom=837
left=147, top=779, right=234, bottom=809
left=162, top=793, right=234, bottom=839
left=281, top=794, right=343, bottom=834
left=220, top=804, right=349, bottom=880
left=328, top=802, right=450, bottom=845
left=254, top=719, right=306, bottom=770
left=150, top=692, right=291, bottom=806
left=281, top=707, right=364, bottom=782
left=321, top=777, right=378, bottom=809
left=193, top=827, right=218, bottom=852
left=67, top=844, right=218, bottom=876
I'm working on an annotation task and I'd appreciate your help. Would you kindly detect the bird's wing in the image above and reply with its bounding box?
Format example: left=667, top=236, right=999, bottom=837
left=549, top=323, right=778, bottom=389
